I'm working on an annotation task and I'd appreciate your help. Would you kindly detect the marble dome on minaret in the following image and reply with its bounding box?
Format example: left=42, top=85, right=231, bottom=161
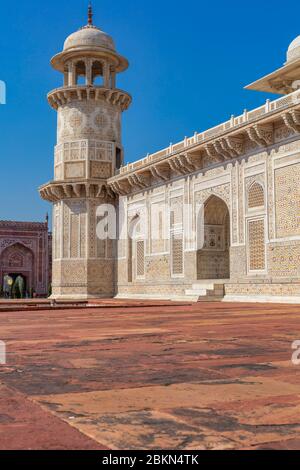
left=63, top=22, right=116, bottom=52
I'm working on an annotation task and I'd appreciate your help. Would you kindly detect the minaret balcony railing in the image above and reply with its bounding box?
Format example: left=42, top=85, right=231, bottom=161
left=47, top=85, right=132, bottom=111
left=39, top=179, right=115, bottom=203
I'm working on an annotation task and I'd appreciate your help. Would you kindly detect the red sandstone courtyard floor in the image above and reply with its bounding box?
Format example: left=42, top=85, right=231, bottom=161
left=0, top=300, right=300, bottom=450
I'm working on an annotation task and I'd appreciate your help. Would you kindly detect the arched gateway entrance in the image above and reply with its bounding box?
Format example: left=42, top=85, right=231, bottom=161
left=1, top=243, right=34, bottom=297
left=197, top=195, right=230, bottom=280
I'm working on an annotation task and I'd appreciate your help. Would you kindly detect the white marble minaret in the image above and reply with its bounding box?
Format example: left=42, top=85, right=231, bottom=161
left=40, top=6, right=131, bottom=299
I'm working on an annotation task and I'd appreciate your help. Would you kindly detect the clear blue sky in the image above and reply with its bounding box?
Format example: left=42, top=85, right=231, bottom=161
left=0, top=0, right=299, bottom=222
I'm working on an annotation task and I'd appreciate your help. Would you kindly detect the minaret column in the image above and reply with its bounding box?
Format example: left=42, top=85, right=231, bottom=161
left=39, top=6, right=131, bottom=300
left=104, top=62, right=110, bottom=88
left=86, top=58, right=92, bottom=86
left=69, top=61, right=76, bottom=86
left=111, top=68, right=116, bottom=88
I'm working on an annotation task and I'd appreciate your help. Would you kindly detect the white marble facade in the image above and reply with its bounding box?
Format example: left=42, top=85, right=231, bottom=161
left=40, top=8, right=300, bottom=302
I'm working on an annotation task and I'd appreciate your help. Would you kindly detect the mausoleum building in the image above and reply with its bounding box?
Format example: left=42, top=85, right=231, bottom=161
left=40, top=8, right=300, bottom=303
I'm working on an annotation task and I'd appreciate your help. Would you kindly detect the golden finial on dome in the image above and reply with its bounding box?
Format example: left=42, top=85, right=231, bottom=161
left=88, top=2, right=93, bottom=25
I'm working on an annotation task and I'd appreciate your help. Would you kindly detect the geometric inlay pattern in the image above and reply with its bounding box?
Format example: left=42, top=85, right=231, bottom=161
left=248, top=182, right=265, bottom=209
left=248, top=218, right=265, bottom=271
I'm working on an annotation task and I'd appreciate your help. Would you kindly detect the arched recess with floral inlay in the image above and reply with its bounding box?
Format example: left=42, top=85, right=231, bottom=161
left=197, top=195, right=230, bottom=280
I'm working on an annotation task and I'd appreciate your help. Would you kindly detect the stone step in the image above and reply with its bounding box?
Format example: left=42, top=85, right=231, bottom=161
left=185, top=282, right=225, bottom=302
left=212, top=286, right=225, bottom=295
left=207, top=289, right=223, bottom=296
left=180, top=295, right=201, bottom=303
left=185, top=289, right=208, bottom=297
left=197, top=296, right=224, bottom=302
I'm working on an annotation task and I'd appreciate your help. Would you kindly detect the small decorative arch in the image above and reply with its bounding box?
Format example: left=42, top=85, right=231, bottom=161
left=204, top=194, right=230, bottom=226
left=248, top=182, right=265, bottom=209
left=92, top=60, right=104, bottom=86
left=1, top=243, right=34, bottom=265
left=196, top=185, right=231, bottom=210
left=197, top=195, right=230, bottom=280
left=75, top=60, right=86, bottom=85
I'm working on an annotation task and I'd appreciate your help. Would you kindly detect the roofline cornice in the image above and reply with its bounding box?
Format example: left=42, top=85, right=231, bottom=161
left=108, top=90, right=300, bottom=195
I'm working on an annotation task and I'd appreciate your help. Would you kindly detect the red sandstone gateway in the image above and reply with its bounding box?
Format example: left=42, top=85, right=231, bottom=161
left=0, top=219, right=51, bottom=298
